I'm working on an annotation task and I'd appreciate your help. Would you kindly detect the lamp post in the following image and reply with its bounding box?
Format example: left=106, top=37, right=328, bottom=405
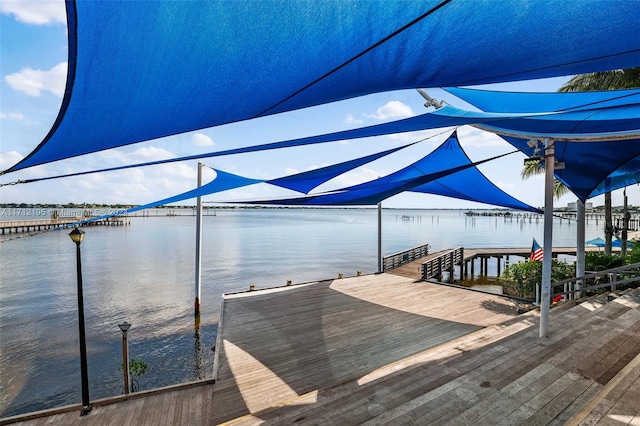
left=118, top=322, right=131, bottom=394
left=118, top=321, right=131, bottom=394
left=69, top=227, right=91, bottom=415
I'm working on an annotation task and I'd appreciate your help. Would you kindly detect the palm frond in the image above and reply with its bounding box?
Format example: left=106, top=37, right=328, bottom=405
left=559, top=68, right=640, bottom=92
left=520, top=161, right=544, bottom=179
left=553, top=180, right=573, bottom=199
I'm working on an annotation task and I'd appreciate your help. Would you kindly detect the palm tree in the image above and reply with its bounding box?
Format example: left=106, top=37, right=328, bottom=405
left=558, top=68, right=640, bottom=92
left=558, top=68, right=640, bottom=255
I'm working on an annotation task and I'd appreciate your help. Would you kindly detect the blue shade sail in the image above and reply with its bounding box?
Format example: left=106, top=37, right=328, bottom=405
left=79, top=143, right=421, bottom=218
left=4, top=0, right=640, bottom=173
left=267, top=143, right=417, bottom=193
left=444, top=88, right=640, bottom=113
left=502, top=136, right=640, bottom=202
left=434, top=104, right=640, bottom=139
left=123, top=169, right=263, bottom=215
left=582, top=156, right=640, bottom=199
left=232, top=132, right=540, bottom=212
left=11, top=97, right=640, bottom=184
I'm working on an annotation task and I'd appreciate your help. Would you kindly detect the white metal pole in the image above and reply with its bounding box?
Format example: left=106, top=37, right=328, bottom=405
left=576, top=199, right=585, bottom=299
left=195, top=161, right=203, bottom=317
left=378, top=202, right=382, bottom=273
left=540, top=139, right=554, bottom=338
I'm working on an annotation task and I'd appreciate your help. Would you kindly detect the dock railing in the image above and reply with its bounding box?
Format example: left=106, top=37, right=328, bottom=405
left=421, top=247, right=464, bottom=281
left=551, top=261, right=640, bottom=300
left=382, top=244, right=430, bottom=272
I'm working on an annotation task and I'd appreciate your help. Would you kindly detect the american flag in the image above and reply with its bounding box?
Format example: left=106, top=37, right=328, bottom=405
left=529, top=238, right=544, bottom=261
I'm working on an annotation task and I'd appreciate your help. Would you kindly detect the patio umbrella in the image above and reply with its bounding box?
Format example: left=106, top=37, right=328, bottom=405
left=612, top=239, right=633, bottom=248
left=586, top=237, right=606, bottom=247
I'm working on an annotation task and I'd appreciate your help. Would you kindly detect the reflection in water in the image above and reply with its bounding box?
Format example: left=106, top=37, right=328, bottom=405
left=194, top=317, right=202, bottom=381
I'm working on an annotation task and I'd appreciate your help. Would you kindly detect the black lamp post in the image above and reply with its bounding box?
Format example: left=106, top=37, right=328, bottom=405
left=69, top=227, right=91, bottom=415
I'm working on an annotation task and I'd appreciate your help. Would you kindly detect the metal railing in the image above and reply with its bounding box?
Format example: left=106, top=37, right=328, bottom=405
left=551, top=262, right=640, bottom=300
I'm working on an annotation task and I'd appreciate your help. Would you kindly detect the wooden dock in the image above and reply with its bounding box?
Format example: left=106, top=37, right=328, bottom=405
left=385, top=246, right=611, bottom=282
left=2, top=274, right=639, bottom=425
left=0, top=217, right=130, bottom=235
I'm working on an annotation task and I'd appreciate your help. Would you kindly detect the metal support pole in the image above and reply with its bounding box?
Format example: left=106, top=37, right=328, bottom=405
left=576, top=200, right=585, bottom=299
left=377, top=202, right=382, bottom=273
left=75, top=241, right=91, bottom=415
left=540, top=139, right=555, bottom=338
left=622, top=189, right=629, bottom=257
left=195, top=161, right=203, bottom=317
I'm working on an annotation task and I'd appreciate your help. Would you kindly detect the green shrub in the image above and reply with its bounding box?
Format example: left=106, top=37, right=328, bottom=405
left=625, top=243, right=640, bottom=264
left=120, top=358, right=147, bottom=392
left=585, top=252, right=625, bottom=271
left=500, top=260, right=575, bottom=299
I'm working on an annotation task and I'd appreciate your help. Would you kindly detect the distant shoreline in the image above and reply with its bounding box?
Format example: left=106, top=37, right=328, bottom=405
left=0, top=203, right=634, bottom=213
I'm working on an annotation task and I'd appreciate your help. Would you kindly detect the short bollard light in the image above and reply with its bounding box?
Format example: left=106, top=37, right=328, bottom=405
left=118, top=321, right=131, bottom=394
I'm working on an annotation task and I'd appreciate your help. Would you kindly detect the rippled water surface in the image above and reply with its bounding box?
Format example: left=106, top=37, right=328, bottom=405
left=0, top=208, right=604, bottom=416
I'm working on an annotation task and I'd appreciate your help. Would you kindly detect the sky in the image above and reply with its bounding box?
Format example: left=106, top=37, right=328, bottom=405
left=1, top=0, right=636, bottom=210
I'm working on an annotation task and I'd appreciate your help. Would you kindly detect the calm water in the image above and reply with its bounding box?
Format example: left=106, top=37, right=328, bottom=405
left=0, top=208, right=604, bottom=416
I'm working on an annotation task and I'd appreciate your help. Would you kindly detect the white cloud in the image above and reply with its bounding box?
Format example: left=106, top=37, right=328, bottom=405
left=364, top=101, right=414, bottom=120
left=457, top=126, right=510, bottom=148
left=0, top=112, right=25, bottom=120
left=192, top=133, right=214, bottom=147
left=493, top=180, right=515, bottom=190
left=0, top=151, right=24, bottom=170
left=318, top=167, right=381, bottom=190
left=4, top=62, right=67, bottom=97
left=344, top=114, right=363, bottom=124
left=100, top=146, right=175, bottom=164
left=130, top=146, right=175, bottom=161
left=156, top=162, right=195, bottom=179
left=1, top=0, right=66, bottom=25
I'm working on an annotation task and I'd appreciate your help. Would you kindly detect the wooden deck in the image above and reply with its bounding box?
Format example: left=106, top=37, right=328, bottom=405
left=2, top=275, right=639, bottom=426
left=211, top=274, right=520, bottom=423
left=223, top=289, right=640, bottom=425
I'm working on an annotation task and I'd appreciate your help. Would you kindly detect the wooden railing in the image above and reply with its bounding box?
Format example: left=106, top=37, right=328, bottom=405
left=421, top=247, right=464, bottom=281
left=551, top=262, right=640, bottom=300
left=382, top=244, right=430, bottom=272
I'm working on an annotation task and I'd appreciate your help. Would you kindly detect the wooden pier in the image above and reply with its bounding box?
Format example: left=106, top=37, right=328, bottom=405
left=384, top=244, right=613, bottom=283
left=0, top=217, right=130, bottom=235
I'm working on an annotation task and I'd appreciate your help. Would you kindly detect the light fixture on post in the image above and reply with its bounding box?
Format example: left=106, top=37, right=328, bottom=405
left=118, top=321, right=131, bottom=394
left=69, top=227, right=91, bottom=415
